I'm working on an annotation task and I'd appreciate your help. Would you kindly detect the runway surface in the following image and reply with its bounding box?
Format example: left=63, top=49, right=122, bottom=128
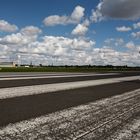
left=0, top=72, right=139, bottom=88
left=0, top=72, right=140, bottom=139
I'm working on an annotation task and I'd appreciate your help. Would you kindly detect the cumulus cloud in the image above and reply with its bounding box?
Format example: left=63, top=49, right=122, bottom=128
left=90, top=4, right=104, bottom=23
left=43, top=15, right=68, bottom=26
left=133, top=22, right=140, bottom=29
left=116, top=26, right=131, bottom=32
left=43, top=6, right=85, bottom=26
left=1, top=35, right=140, bottom=66
left=0, top=33, right=29, bottom=45
left=91, top=0, right=140, bottom=22
left=125, top=41, right=136, bottom=49
left=72, top=19, right=90, bottom=36
left=93, top=42, right=140, bottom=66
left=21, top=26, right=42, bottom=36
left=0, top=31, right=97, bottom=65
left=0, top=20, right=18, bottom=32
left=0, top=44, right=8, bottom=54
left=11, top=35, right=140, bottom=66
left=0, top=24, right=140, bottom=66
left=70, top=5, right=85, bottom=22
left=97, top=38, right=140, bottom=65
left=92, top=47, right=123, bottom=65
left=40, top=36, right=95, bottom=53
left=72, top=24, right=88, bottom=36
left=104, top=38, right=124, bottom=47
left=0, top=26, right=41, bottom=46
left=100, top=0, right=140, bottom=20
left=131, top=31, right=140, bottom=39
left=22, top=36, right=95, bottom=65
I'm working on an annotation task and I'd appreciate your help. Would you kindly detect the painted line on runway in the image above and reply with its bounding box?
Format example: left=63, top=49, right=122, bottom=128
left=0, top=73, right=119, bottom=81
left=0, top=72, right=84, bottom=78
left=0, top=76, right=139, bottom=99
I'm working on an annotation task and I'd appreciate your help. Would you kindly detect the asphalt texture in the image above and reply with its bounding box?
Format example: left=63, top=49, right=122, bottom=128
left=0, top=72, right=139, bottom=88
left=0, top=78, right=140, bottom=126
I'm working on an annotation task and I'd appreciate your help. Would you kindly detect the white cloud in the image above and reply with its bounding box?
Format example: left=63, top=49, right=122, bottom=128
left=43, top=6, right=85, bottom=26
left=16, top=35, right=140, bottom=66
left=43, top=15, right=68, bottom=26
left=125, top=41, right=135, bottom=49
left=133, top=22, right=140, bottom=29
left=0, top=31, right=96, bottom=65
left=131, top=31, right=140, bottom=39
left=21, top=36, right=95, bottom=65
left=91, top=43, right=140, bottom=66
left=21, top=26, right=42, bottom=36
left=72, top=24, right=88, bottom=36
left=90, top=9, right=103, bottom=23
left=41, top=36, right=95, bottom=52
left=104, top=38, right=124, bottom=47
left=0, top=20, right=18, bottom=32
left=70, top=6, right=85, bottom=22
left=0, top=26, right=41, bottom=46
left=91, top=0, right=140, bottom=22
left=72, top=20, right=90, bottom=36
left=116, top=26, right=131, bottom=32
left=0, top=44, right=8, bottom=54
left=91, top=47, right=119, bottom=65
left=98, top=39, right=140, bottom=66
left=0, top=26, right=140, bottom=66
left=0, top=33, right=28, bottom=45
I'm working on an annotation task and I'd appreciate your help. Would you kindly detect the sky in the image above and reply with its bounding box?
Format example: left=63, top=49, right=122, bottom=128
left=0, top=0, right=140, bottom=66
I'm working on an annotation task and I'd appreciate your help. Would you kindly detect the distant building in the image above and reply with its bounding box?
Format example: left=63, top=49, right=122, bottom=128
left=0, top=62, right=15, bottom=67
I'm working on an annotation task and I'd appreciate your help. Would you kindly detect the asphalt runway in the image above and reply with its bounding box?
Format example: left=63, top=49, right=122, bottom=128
left=0, top=72, right=139, bottom=88
left=0, top=72, right=140, bottom=127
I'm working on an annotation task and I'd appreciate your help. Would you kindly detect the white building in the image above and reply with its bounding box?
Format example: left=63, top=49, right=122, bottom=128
left=0, top=62, right=15, bottom=67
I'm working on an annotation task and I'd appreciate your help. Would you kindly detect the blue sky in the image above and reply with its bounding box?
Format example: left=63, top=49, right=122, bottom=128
left=0, top=0, right=140, bottom=66
left=0, top=0, right=95, bottom=26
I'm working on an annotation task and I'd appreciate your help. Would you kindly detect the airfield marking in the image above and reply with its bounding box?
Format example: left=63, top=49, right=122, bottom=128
left=0, top=73, right=118, bottom=80
left=0, top=75, right=139, bottom=99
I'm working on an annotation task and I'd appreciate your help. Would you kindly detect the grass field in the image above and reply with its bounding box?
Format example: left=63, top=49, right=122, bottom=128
left=0, top=66, right=140, bottom=72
